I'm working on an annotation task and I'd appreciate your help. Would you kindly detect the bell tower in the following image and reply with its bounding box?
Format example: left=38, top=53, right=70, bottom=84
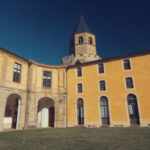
left=62, top=16, right=100, bottom=65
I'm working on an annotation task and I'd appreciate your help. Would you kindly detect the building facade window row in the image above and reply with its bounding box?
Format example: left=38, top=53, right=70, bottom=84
left=12, top=62, right=52, bottom=88
left=76, top=59, right=132, bottom=78
left=77, top=77, right=134, bottom=94
left=77, top=93, right=140, bottom=126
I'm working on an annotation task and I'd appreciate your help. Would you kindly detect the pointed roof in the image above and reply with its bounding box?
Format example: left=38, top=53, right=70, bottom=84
left=74, top=16, right=92, bottom=34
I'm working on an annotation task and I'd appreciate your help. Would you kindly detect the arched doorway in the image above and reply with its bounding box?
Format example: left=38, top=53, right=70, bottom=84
left=4, top=94, right=21, bottom=129
left=100, top=96, right=110, bottom=125
left=37, top=98, right=55, bottom=128
left=127, top=94, right=140, bottom=125
left=77, top=98, right=84, bottom=125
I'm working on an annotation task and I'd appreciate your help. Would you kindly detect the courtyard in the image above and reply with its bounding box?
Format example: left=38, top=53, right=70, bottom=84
left=0, top=127, right=150, bottom=150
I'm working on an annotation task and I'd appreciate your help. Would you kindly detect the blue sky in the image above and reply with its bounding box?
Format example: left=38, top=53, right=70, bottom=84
left=0, top=0, right=150, bottom=65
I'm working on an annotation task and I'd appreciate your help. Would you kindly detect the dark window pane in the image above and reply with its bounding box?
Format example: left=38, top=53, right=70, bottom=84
left=13, top=63, right=21, bottom=82
left=123, top=59, right=131, bottom=70
left=100, top=96, right=110, bottom=125
left=126, top=77, right=134, bottom=88
left=79, top=36, right=83, bottom=44
left=77, top=98, right=84, bottom=125
left=99, top=80, right=106, bottom=91
left=89, top=37, right=93, bottom=45
left=43, top=71, right=51, bottom=88
left=98, top=64, right=104, bottom=74
left=77, top=67, right=82, bottom=77
left=78, top=83, right=83, bottom=93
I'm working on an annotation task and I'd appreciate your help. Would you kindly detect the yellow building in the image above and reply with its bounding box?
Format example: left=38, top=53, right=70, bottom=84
left=0, top=16, right=150, bottom=131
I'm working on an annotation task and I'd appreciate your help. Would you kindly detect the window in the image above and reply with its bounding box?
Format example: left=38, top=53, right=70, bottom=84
left=126, top=77, right=134, bottom=89
left=79, top=36, right=83, bottom=44
left=88, top=37, right=93, bottom=45
left=123, top=59, right=131, bottom=70
left=127, top=94, right=140, bottom=124
left=13, top=62, right=21, bottom=82
left=77, top=98, right=84, bottom=125
left=100, top=96, right=110, bottom=125
left=77, top=83, right=83, bottom=93
left=98, top=64, right=104, bottom=74
left=99, top=80, right=106, bottom=91
left=77, top=67, right=82, bottom=77
left=43, top=71, right=51, bottom=88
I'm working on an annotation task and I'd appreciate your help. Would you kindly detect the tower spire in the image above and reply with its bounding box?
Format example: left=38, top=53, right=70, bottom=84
left=74, top=16, right=92, bottom=34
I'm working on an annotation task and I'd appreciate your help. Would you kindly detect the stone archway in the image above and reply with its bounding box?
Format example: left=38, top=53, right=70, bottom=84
left=37, top=97, right=55, bottom=128
left=4, top=94, right=21, bottom=129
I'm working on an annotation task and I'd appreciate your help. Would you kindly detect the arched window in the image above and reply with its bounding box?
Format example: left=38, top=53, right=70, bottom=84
left=127, top=94, right=140, bottom=125
left=77, top=98, right=84, bottom=125
left=100, top=96, right=110, bottom=125
left=88, top=37, right=93, bottom=45
left=79, top=36, right=83, bottom=44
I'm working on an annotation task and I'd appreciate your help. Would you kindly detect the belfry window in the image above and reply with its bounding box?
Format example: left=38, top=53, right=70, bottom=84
left=79, top=36, right=83, bottom=44
left=13, top=62, right=21, bottom=82
left=43, top=71, right=51, bottom=88
left=126, top=77, right=134, bottom=89
left=77, top=67, right=82, bottom=77
left=88, top=37, right=93, bottom=45
left=98, top=63, right=104, bottom=74
left=123, top=59, right=131, bottom=70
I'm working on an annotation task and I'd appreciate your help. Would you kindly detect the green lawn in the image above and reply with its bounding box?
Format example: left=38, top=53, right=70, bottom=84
left=0, top=127, right=150, bottom=150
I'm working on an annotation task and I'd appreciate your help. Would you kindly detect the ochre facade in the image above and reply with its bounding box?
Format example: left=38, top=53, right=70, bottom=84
left=67, top=53, right=150, bottom=127
left=0, top=17, right=150, bottom=131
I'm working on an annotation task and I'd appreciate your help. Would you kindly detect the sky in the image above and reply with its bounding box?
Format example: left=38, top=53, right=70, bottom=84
left=0, top=0, right=150, bottom=65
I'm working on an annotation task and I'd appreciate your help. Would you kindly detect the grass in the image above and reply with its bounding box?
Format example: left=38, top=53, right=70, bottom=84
left=0, top=127, right=150, bottom=150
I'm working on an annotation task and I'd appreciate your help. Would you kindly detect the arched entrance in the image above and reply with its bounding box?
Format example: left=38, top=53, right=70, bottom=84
left=127, top=94, right=140, bottom=125
left=100, top=96, right=110, bottom=125
left=77, top=98, right=84, bottom=125
left=37, top=98, right=55, bottom=128
left=4, top=94, right=21, bottom=129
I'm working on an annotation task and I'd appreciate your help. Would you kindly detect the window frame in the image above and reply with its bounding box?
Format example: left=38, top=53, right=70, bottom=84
left=13, top=62, right=21, bottom=83
left=77, top=83, right=83, bottom=94
left=123, top=59, right=131, bottom=70
left=99, top=80, right=106, bottom=91
left=77, top=67, right=82, bottom=77
left=43, top=71, right=52, bottom=88
left=125, top=77, right=134, bottom=89
left=98, top=63, right=104, bottom=74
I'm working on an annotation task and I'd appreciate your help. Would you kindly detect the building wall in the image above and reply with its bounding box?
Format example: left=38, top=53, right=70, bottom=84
left=67, top=54, right=150, bottom=127
left=0, top=49, right=67, bottom=131
left=0, top=49, right=28, bottom=131
left=26, top=61, right=67, bottom=128
left=0, top=47, right=150, bottom=131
